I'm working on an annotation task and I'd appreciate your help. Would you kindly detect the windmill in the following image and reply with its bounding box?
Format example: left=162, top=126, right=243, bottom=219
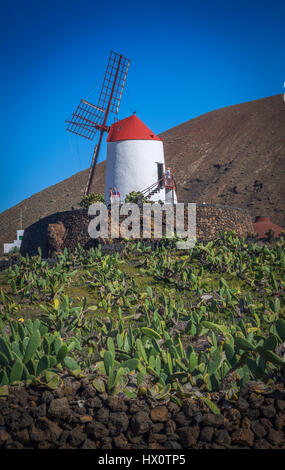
left=66, top=51, right=131, bottom=195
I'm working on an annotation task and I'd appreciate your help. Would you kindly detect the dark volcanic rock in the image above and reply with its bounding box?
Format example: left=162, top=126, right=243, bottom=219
left=86, top=422, right=109, bottom=438
left=165, top=440, right=182, bottom=449
left=37, top=417, right=63, bottom=442
left=6, top=410, right=33, bottom=431
left=29, top=425, right=47, bottom=443
left=173, top=411, right=191, bottom=427
left=200, top=426, right=214, bottom=442
left=105, top=396, right=128, bottom=412
left=214, top=429, right=231, bottom=446
left=30, top=403, right=47, bottom=419
left=177, top=426, right=200, bottom=447
left=238, top=397, right=249, bottom=412
left=261, top=404, right=276, bottom=419
left=1, top=379, right=285, bottom=449
left=86, top=397, right=102, bottom=409
left=131, top=411, right=152, bottom=436
left=150, top=406, right=169, bottom=423
left=113, top=433, right=130, bottom=449
left=249, top=393, right=264, bottom=409
left=48, top=397, right=71, bottom=421
left=276, top=400, right=285, bottom=412
left=41, top=391, right=54, bottom=404
left=231, top=429, right=254, bottom=447
left=251, top=420, right=267, bottom=438
left=81, top=439, right=97, bottom=449
left=203, top=413, right=225, bottom=427
left=164, top=419, right=176, bottom=435
left=109, top=412, right=129, bottom=434
left=254, top=439, right=272, bottom=449
left=267, top=429, right=284, bottom=446
left=96, top=407, right=110, bottom=424
left=68, top=427, right=86, bottom=447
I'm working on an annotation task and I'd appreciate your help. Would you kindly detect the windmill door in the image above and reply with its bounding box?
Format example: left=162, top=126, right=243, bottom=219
left=156, top=163, right=164, bottom=184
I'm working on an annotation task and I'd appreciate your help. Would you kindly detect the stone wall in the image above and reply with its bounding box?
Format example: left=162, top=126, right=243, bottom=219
left=20, top=204, right=254, bottom=258
left=195, top=204, right=253, bottom=240
left=0, top=377, right=284, bottom=449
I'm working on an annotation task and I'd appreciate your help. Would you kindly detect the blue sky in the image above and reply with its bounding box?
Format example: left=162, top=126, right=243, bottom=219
left=0, top=0, right=284, bottom=213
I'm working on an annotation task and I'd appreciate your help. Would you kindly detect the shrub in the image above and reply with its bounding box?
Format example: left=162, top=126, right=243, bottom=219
left=125, top=191, right=147, bottom=204
left=79, top=193, right=105, bottom=208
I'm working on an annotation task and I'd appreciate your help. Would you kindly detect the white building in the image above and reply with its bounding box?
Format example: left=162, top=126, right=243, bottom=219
left=3, top=230, right=24, bottom=254
left=104, top=115, right=178, bottom=204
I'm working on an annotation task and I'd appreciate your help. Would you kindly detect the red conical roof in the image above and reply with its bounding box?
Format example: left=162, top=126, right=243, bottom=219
left=107, top=115, right=162, bottom=142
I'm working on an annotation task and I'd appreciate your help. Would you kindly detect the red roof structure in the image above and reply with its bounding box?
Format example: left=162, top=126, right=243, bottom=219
left=107, top=115, right=162, bottom=142
left=253, top=216, right=284, bottom=238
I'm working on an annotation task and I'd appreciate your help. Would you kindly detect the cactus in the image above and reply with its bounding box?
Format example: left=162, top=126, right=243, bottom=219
left=92, top=377, right=105, bottom=393
left=276, top=318, right=285, bottom=342
left=63, top=356, right=79, bottom=370
left=200, top=396, right=221, bottom=415
left=189, top=351, right=197, bottom=373
left=235, top=337, right=255, bottom=352
left=107, top=337, right=115, bottom=357
left=23, top=330, right=41, bottom=364
left=262, top=335, right=278, bottom=351
left=108, top=367, right=126, bottom=391
left=56, top=344, right=68, bottom=363
left=0, top=318, right=80, bottom=384
left=121, top=358, right=139, bottom=371
left=9, top=360, right=24, bottom=383
left=0, top=337, right=13, bottom=363
left=1, top=236, right=285, bottom=404
left=256, top=347, right=285, bottom=366
left=37, top=356, right=49, bottom=376
left=141, top=327, right=161, bottom=340
left=104, top=351, right=114, bottom=376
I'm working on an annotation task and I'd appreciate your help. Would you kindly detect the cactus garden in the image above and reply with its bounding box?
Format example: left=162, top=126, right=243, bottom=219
left=0, top=232, right=285, bottom=449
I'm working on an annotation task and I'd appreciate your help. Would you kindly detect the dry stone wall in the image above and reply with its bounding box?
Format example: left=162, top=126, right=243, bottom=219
left=20, top=204, right=254, bottom=258
left=0, top=377, right=284, bottom=449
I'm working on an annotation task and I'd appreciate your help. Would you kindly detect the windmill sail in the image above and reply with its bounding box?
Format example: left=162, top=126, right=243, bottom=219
left=97, top=51, right=130, bottom=115
left=66, top=51, right=130, bottom=194
left=66, top=99, right=106, bottom=140
left=66, top=51, right=130, bottom=140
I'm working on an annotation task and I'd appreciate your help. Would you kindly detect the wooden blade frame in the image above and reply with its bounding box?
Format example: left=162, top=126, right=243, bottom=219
left=97, top=51, right=130, bottom=116
left=66, top=51, right=130, bottom=194
left=66, top=100, right=106, bottom=141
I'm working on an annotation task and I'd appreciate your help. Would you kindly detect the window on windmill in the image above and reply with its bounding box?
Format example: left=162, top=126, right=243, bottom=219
left=150, top=134, right=154, bottom=138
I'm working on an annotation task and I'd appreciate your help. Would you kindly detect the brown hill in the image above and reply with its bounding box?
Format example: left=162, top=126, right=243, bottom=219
left=162, top=94, right=285, bottom=228
left=0, top=94, right=284, bottom=253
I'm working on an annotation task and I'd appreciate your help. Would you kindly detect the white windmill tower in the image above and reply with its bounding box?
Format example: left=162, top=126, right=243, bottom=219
left=104, top=114, right=178, bottom=204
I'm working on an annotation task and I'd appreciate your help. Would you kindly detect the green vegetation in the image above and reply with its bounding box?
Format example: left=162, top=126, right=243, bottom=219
left=0, top=317, right=80, bottom=387
left=125, top=191, right=148, bottom=204
left=79, top=193, right=105, bottom=208
left=0, top=232, right=284, bottom=408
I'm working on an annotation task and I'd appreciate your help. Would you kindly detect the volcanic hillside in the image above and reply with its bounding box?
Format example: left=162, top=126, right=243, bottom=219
left=0, top=94, right=284, bottom=253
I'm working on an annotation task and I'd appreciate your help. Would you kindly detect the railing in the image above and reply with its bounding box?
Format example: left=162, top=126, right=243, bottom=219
left=139, top=176, right=166, bottom=199
left=140, top=175, right=176, bottom=199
